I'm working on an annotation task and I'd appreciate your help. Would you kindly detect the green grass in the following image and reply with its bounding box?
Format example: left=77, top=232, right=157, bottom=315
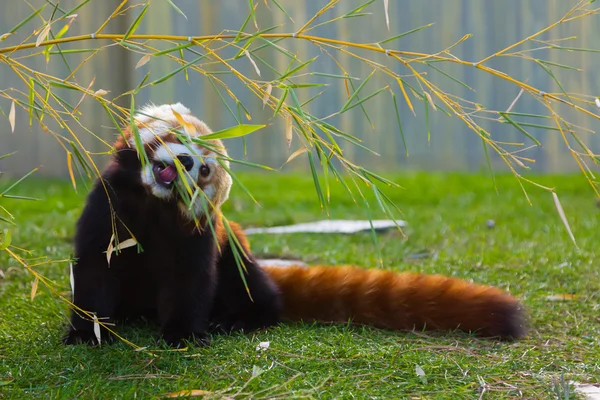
left=1, top=172, right=599, bottom=399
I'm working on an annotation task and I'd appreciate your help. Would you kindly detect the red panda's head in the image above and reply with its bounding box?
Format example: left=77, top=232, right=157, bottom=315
left=113, top=103, right=232, bottom=221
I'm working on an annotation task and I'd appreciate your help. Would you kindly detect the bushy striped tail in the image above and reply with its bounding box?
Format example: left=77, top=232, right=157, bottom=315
left=262, top=265, right=526, bottom=339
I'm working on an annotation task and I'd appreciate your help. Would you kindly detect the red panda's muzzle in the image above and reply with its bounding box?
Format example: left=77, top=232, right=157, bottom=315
left=153, top=163, right=178, bottom=187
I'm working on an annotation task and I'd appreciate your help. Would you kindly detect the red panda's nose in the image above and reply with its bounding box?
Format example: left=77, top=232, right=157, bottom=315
left=177, top=154, right=194, bottom=171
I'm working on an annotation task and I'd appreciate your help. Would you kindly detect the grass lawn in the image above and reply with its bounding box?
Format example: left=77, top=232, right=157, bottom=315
left=1, top=172, right=599, bottom=399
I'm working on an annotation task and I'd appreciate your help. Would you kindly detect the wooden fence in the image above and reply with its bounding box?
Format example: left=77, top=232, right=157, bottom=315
left=1, top=0, right=599, bottom=177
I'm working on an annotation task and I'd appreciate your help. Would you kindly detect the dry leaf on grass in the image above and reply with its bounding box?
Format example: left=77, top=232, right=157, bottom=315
left=546, top=294, right=577, bottom=301
left=164, top=390, right=213, bottom=398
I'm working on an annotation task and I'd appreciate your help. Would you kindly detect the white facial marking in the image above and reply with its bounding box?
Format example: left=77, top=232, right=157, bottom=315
left=129, top=103, right=192, bottom=147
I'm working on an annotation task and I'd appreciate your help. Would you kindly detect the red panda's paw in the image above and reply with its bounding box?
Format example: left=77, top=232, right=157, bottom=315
left=63, top=326, right=115, bottom=346
left=159, top=331, right=211, bottom=348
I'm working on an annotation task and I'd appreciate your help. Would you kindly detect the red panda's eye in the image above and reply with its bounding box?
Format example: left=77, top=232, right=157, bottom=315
left=200, top=164, right=210, bottom=178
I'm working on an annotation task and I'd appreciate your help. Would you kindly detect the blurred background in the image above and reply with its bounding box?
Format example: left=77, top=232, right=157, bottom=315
left=1, top=0, right=599, bottom=178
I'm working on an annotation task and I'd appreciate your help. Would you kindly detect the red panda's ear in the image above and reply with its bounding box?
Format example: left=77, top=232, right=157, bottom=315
left=114, top=127, right=131, bottom=151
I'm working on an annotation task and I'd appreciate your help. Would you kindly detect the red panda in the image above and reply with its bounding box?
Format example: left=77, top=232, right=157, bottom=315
left=64, top=103, right=526, bottom=347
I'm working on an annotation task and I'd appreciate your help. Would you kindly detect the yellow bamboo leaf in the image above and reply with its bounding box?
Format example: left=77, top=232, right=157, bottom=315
left=0, top=32, right=12, bottom=41
left=93, top=89, right=108, bottom=97
left=383, top=0, right=390, bottom=30
left=8, top=100, right=15, bottom=133
left=106, top=233, right=115, bottom=265
left=285, top=113, right=293, bottom=148
left=262, top=83, right=272, bottom=109
left=396, top=79, right=415, bottom=117
left=165, top=390, right=213, bottom=398
left=115, top=238, right=137, bottom=251
left=546, top=294, right=577, bottom=302
left=244, top=49, right=261, bottom=77
left=171, top=107, right=196, bottom=137
left=31, top=276, right=39, bottom=301
left=423, top=91, right=437, bottom=111
left=136, top=54, right=151, bottom=69
left=67, top=152, right=77, bottom=191
left=36, top=23, right=51, bottom=47
left=284, top=147, right=307, bottom=165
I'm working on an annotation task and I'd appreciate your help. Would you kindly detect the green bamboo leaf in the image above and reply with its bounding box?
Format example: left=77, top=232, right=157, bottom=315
left=536, top=60, right=574, bottom=107
left=499, top=112, right=542, bottom=146
left=343, top=0, right=376, bottom=17
left=548, top=45, right=600, bottom=53
left=0, top=215, right=15, bottom=225
left=341, top=86, right=387, bottom=114
left=273, top=88, right=288, bottom=117
left=391, top=91, right=408, bottom=156
left=1, top=168, right=38, bottom=196
left=153, top=42, right=194, bottom=56
left=537, top=59, right=581, bottom=71
left=0, top=230, right=12, bottom=250
left=379, top=23, right=434, bottom=44
left=200, top=124, right=266, bottom=140
left=502, top=112, right=550, bottom=119
left=427, top=63, right=474, bottom=91
left=278, top=56, right=319, bottom=81
left=149, top=55, right=203, bottom=85
left=48, top=48, right=97, bottom=55
left=481, top=136, right=497, bottom=192
left=307, top=150, right=326, bottom=213
left=0, top=152, right=17, bottom=161
left=165, top=0, right=187, bottom=19
left=217, top=159, right=259, bottom=204
left=130, top=96, right=150, bottom=168
left=63, top=0, right=91, bottom=17
left=311, top=72, right=359, bottom=80
left=234, top=9, right=253, bottom=43
left=8, top=4, right=47, bottom=34
left=207, top=76, right=239, bottom=123
left=122, top=3, right=149, bottom=43
left=340, top=70, right=375, bottom=112
left=270, top=0, right=295, bottom=22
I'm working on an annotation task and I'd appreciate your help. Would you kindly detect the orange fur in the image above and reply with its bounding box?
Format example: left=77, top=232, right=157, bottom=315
left=261, top=265, right=524, bottom=338
left=214, top=218, right=526, bottom=339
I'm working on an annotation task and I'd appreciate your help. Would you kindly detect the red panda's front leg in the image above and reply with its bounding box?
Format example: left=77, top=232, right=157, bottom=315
left=154, top=234, right=218, bottom=348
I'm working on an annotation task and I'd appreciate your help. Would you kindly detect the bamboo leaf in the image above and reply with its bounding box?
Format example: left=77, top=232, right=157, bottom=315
left=383, top=0, right=390, bottom=30
left=9, top=4, right=47, bottom=34
left=262, top=84, right=272, bottom=108
left=283, top=147, right=307, bottom=165
left=36, top=24, right=52, bottom=47
left=278, top=56, right=318, bottom=81
left=67, top=152, right=77, bottom=191
left=135, top=54, right=151, bottom=69
left=122, top=3, right=149, bottom=42
left=243, top=49, right=261, bottom=77
left=285, top=113, right=293, bottom=148
left=391, top=92, right=408, bottom=156
left=340, top=70, right=375, bottom=112
left=499, top=112, right=542, bottom=146
left=552, top=192, right=577, bottom=248
left=0, top=229, right=12, bottom=250
left=31, top=277, right=39, bottom=301
left=273, top=88, right=288, bottom=117
left=379, top=23, right=434, bottom=44
left=9, top=100, right=15, bottom=133
left=200, top=124, right=266, bottom=140
left=165, top=0, right=187, bottom=19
